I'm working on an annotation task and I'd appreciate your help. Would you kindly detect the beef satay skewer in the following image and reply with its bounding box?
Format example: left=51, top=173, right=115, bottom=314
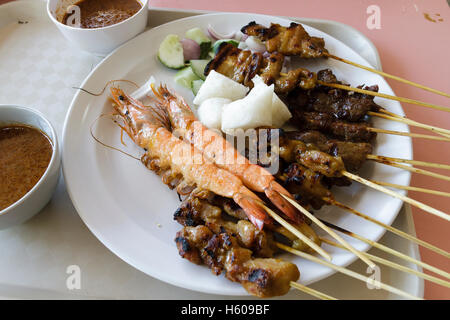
left=317, top=81, right=450, bottom=113
left=318, top=219, right=450, bottom=280
left=367, top=155, right=450, bottom=171
left=369, top=180, right=450, bottom=198
left=367, top=127, right=450, bottom=142
left=276, top=242, right=422, bottom=300
left=264, top=201, right=376, bottom=268
left=320, top=237, right=450, bottom=289
left=372, top=110, right=450, bottom=138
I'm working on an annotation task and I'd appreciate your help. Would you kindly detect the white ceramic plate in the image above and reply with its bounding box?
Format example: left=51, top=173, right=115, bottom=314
left=62, top=13, right=412, bottom=296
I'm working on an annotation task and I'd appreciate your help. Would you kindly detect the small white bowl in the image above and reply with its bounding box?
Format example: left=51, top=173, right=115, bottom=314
left=47, top=0, right=149, bottom=55
left=0, top=105, right=61, bottom=230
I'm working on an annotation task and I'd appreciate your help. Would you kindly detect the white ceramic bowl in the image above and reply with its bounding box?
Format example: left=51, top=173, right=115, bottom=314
left=0, top=105, right=61, bottom=230
left=47, top=0, right=149, bottom=55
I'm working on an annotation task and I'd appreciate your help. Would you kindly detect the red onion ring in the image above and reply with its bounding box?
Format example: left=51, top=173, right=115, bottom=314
left=207, top=24, right=236, bottom=40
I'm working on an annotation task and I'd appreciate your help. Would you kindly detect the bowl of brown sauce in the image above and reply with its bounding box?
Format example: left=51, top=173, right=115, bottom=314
left=47, top=0, right=148, bottom=55
left=0, top=105, right=61, bottom=229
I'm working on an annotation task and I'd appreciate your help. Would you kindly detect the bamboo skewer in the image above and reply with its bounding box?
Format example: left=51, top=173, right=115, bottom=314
left=367, top=154, right=450, bottom=171
left=367, top=127, right=450, bottom=142
left=276, top=242, right=422, bottom=300
left=260, top=204, right=331, bottom=261
left=290, top=282, right=338, bottom=300
left=370, top=180, right=450, bottom=198
left=319, top=219, right=450, bottom=280
left=325, top=53, right=450, bottom=99
left=370, top=111, right=450, bottom=139
left=323, top=197, right=450, bottom=258
left=278, top=195, right=376, bottom=268
left=318, top=81, right=450, bottom=113
left=371, top=159, right=450, bottom=182
left=320, top=237, right=450, bottom=289
left=342, top=171, right=450, bottom=222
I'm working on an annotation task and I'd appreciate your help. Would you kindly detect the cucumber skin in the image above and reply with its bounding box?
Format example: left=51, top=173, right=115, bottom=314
left=157, top=55, right=185, bottom=70
left=158, top=34, right=186, bottom=69
left=174, top=67, right=201, bottom=89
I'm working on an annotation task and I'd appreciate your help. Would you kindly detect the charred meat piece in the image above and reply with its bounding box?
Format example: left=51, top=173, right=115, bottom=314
left=174, top=194, right=277, bottom=258
left=287, top=69, right=381, bottom=122
left=282, top=163, right=331, bottom=210
left=290, top=110, right=376, bottom=142
left=241, top=21, right=328, bottom=58
left=175, top=225, right=300, bottom=298
left=285, top=130, right=373, bottom=172
left=205, top=43, right=317, bottom=93
left=278, top=136, right=346, bottom=177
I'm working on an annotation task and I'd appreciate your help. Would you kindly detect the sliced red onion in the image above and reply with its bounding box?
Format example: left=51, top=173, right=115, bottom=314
left=207, top=24, right=236, bottom=40
left=181, top=38, right=201, bottom=61
left=282, top=56, right=291, bottom=73
left=245, top=36, right=266, bottom=53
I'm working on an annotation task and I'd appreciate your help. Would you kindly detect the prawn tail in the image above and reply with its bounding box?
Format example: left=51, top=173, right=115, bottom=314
left=265, top=181, right=304, bottom=224
left=234, top=191, right=270, bottom=230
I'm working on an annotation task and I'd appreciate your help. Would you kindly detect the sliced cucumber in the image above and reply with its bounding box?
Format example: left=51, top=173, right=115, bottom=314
left=174, top=67, right=200, bottom=89
left=190, top=60, right=210, bottom=80
left=191, top=79, right=204, bottom=96
left=212, top=39, right=239, bottom=54
left=185, top=27, right=211, bottom=44
left=185, top=28, right=212, bottom=59
left=158, top=34, right=185, bottom=69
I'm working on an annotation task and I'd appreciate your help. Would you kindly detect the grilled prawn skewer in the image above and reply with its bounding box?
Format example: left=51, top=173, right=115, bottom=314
left=151, top=84, right=303, bottom=224
left=110, top=87, right=270, bottom=228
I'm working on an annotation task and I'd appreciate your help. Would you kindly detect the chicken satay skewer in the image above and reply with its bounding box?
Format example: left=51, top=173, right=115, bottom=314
left=264, top=201, right=376, bottom=268
left=259, top=204, right=331, bottom=261
left=342, top=171, right=450, bottom=221
left=242, top=21, right=450, bottom=99
left=318, top=219, right=450, bottom=280
left=367, top=155, right=450, bottom=171
left=279, top=139, right=450, bottom=221
left=278, top=171, right=450, bottom=258
left=370, top=159, right=450, bottom=183
left=320, top=237, right=450, bottom=289
left=324, top=197, right=450, bottom=258
left=276, top=242, right=422, bottom=300
left=290, top=282, right=338, bottom=300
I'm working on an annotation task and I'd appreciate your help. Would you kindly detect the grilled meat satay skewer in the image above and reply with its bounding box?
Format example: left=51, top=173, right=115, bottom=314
left=175, top=224, right=300, bottom=298
left=242, top=21, right=450, bottom=99
left=270, top=130, right=450, bottom=221
left=276, top=242, right=422, bottom=300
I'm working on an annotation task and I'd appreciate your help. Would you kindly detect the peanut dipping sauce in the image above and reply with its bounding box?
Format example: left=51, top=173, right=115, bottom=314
left=0, top=125, right=53, bottom=211
left=63, top=0, right=142, bottom=29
